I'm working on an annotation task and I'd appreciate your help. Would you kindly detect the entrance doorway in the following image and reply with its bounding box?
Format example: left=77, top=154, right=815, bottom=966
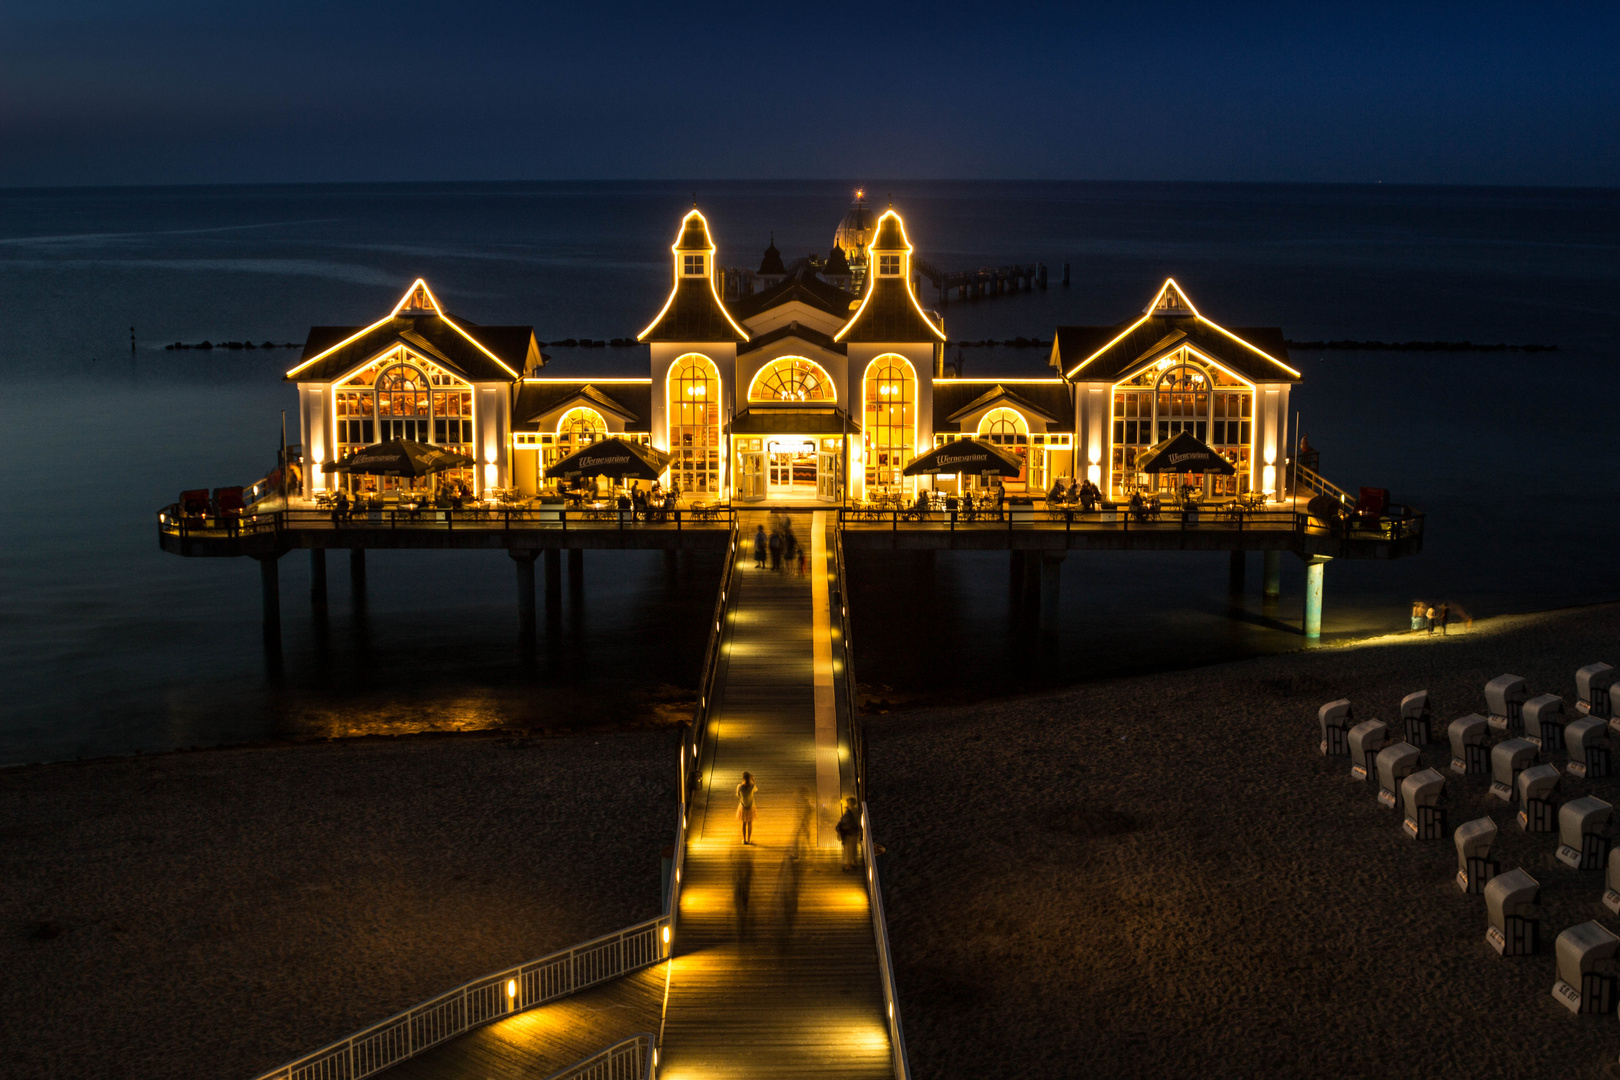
left=767, top=440, right=818, bottom=497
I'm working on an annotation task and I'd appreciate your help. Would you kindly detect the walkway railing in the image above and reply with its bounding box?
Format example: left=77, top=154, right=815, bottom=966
left=537, top=1033, right=654, bottom=1080
left=250, top=918, right=669, bottom=1080
left=831, top=523, right=865, bottom=800
left=838, top=505, right=1423, bottom=542
left=861, top=802, right=910, bottom=1080
left=158, top=505, right=736, bottom=540
left=1292, top=463, right=1353, bottom=505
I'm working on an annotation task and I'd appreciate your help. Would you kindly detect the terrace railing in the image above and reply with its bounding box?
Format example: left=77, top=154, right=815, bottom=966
left=1292, top=463, right=1354, bottom=505
left=837, top=504, right=1423, bottom=544
left=830, top=522, right=865, bottom=800
left=537, top=1033, right=654, bottom=1080
left=249, top=919, right=669, bottom=1080
left=159, top=504, right=736, bottom=541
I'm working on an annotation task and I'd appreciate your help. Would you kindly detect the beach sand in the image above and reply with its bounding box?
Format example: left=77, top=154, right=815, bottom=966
left=0, top=731, right=674, bottom=1080
left=869, top=602, right=1620, bottom=1080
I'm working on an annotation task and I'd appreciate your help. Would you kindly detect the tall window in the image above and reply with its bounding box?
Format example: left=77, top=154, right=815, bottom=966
left=1108, top=352, right=1252, bottom=495
left=546, top=407, right=607, bottom=479
left=669, top=355, right=720, bottom=494
left=862, top=356, right=915, bottom=490
left=332, top=349, right=473, bottom=491
left=749, top=357, right=836, bottom=402
left=683, top=254, right=705, bottom=276
left=977, top=407, right=1029, bottom=486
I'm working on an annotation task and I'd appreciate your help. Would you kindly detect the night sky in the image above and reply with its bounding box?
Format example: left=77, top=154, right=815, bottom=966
left=2, top=1, right=1615, bottom=188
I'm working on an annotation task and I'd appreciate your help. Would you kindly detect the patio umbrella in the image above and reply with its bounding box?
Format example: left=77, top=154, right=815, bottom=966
left=548, top=437, right=672, bottom=480
left=329, top=438, right=476, bottom=476
left=1133, top=430, right=1235, bottom=475
left=902, top=439, right=1023, bottom=476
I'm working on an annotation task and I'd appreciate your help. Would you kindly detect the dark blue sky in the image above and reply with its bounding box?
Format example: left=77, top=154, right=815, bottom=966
left=2, top=1, right=1615, bottom=187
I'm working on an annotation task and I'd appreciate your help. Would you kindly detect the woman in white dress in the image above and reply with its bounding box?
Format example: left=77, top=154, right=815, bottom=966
left=735, top=771, right=758, bottom=845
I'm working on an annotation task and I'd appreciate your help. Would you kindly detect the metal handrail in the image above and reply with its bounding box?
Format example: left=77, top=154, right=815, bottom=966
left=249, top=918, right=669, bottom=1080
left=831, top=524, right=864, bottom=801
left=158, top=505, right=737, bottom=540
left=861, top=802, right=910, bottom=1080
left=537, top=1032, right=655, bottom=1080
left=1292, top=463, right=1353, bottom=505
left=835, top=505, right=1423, bottom=542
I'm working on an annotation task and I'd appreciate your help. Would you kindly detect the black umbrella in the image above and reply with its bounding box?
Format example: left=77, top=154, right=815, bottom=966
left=548, top=437, right=673, bottom=480
left=329, top=438, right=476, bottom=476
left=1133, top=430, right=1236, bottom=475
left=903, top=439, right=1023, bottom=477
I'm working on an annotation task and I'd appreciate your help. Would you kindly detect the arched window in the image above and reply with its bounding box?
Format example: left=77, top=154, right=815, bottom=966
left=332, top=349, right=473, bottom=493
left=1109, top=351, right=1253, bottom=496
left=862, top=355, right=915, bottom=490
left=749, top=357, right=836, bottom=402
left=669, top=355, right=720, bottom=494
left=977, top=407, right=1029, bottom=486
left=547, top=407, right=607, bottom=477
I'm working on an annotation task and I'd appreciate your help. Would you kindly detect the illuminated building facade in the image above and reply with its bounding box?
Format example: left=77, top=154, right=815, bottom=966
left=286, top=210, right=1297, bottom=506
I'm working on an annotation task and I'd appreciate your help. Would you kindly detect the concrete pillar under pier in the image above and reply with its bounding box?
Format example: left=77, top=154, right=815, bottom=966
left=310, top=548, right=327, bottom=606
left=257, top=554, right=281, bottom=636
left=544, top=549, right=562, bottom=614
left=1228, top=550, right=1246, bottom=594
left=1008, top=551, right=1026, bottom=606
left=1304, top=556, right=1329, bottom=639
left=1038, top=554, right=1065, bottom=638
left=511, top=550, right=537, bottom=635
left=350, top=548, right=367, bottom=598
left=1263, top=550, right=1282, bottom=600
left=567, top=548, right=584, bottom=626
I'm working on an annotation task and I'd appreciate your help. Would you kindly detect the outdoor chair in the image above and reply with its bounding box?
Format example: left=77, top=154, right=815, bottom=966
left=1376, top=742, right=1422, bottom=809
left=1489, top=738, right=1538, bottom=802
left=1552, top=922, right=1620, bottom=1014
left=1455, top=817, right=1498, bottom=893
left=1515, top=765, right=1561, bottom=832
left=1524, top=694, right=1568, bottom=752
left=1567, top=717, right=1611, bottom=779
left=1448, top=714, right=1490, bottom=775
left=1575, top=663, right=1617, bottom=720
left=1401, top=768, right=1447, bottom=840
left=1555, top=797, right=1611, bottom=871
left=1484, top=868, right=1540, bottom=956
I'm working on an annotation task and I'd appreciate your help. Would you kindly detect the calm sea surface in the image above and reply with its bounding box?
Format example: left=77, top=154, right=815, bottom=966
left=1, top=181, right=1616, bottom=763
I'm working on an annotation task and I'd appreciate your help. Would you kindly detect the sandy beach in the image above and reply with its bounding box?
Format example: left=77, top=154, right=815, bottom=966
left=6, top=604, right=1619, bottom=1080
left=869, top=602, right=1620, bottom=1080
left=0, top=732, right=674, bottom=1080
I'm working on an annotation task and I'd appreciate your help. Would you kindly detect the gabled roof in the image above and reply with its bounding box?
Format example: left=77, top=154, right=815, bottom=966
left=835, top=209, right=946, bottom=344
left=730, top=263, right=855, bottom=324
left=638, top=210, right=749, bottom=344
left=1054, top=279, right=1299, bottom=384
left=945, top=383, right=1062, bottom=425
left=736, top=321, right=847, bottom=357
left=932, top=379, right=1073, bottom=432
left=514, top=380, right=652, bottom=432
left=286, top=279, right=533, bottom=383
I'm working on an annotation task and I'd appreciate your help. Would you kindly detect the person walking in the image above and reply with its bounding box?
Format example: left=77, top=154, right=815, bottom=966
left=1434, top=601, right=1450, bottom=635
left=1410, top=600, right=1427, bottom=632
left=769, top=528, right=783, bottom=572
left=753, top=524, right=767, bottom=568
left=736, top=771, right=759, bottom=845
left=835, top=798, right=861, bottom=871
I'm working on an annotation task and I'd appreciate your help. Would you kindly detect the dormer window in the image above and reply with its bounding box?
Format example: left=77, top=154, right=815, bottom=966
left=878, top=254, right=901, bottom=276
left=683, top=254, right=706, bottom=276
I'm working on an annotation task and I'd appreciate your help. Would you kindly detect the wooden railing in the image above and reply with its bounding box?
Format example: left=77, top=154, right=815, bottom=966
left=537, top=1033, right=654, bottom=1080
left=159, top=505, right=736, bottom=540
left=250, top=919, right=669, bottom=1080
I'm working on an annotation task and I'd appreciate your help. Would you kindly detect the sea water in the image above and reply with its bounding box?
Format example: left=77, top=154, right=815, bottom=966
left=0, top=181, right=1615, bottom=761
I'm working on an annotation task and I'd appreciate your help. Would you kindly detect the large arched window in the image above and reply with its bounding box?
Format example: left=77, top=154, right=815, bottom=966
left=1109, top=350, right=1253, bottom=496
left=749, top=357, right=836, bottom=402
left=977, top=406, right=1030, bottom=486
left=862, top=355, right=915, bottom=490
left=332, top=348, right=474, bottom=492
left=669, top=354, right=720, bottom=494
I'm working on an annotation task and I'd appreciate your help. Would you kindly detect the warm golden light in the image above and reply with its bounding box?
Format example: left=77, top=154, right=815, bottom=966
left=833, top=209, right=947, bottom=343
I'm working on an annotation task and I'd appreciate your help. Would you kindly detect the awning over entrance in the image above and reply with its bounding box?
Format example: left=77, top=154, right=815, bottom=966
left=904, top=439, right=1022, bottom=476
left=728, top=407, right=859, bottom=435
left=1134, top=430, right=1236, bottom=475
left=548, top=437, right=673, bottom=480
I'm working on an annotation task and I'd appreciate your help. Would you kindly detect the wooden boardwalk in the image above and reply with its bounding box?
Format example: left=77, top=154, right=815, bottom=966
left=374, top=510, right=894, bottom=1080
left=657, top=510, right=891, bottom=1080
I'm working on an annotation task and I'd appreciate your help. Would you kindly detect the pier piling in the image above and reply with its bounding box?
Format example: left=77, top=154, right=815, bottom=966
left=545, top=549, right=562, bottom=614
left=310, top=548, right=327, bottom=606
left=1228, top=550, right=1246, bottom=594
left=1038, top=554, right=1065, bottom=638
left=1304, top=556, right=1329, bottom=639
left=350, top=548, right=367, bottom=598
left=1263, top=550, right=1282, bottom=599
left=257, top=554, right=281, bottom=636
left=512, top=550, right=538, bottom=634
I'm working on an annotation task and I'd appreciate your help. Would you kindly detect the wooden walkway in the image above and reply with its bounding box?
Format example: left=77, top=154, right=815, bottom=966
left=657, top=510, right=891, bottom=1079
left=373, top=510, right=893, bottom=1080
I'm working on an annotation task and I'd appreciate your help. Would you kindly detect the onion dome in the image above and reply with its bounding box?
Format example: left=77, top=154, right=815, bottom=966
left=758, top=235, right=786, bottom=276
left=833, top=191, right=875, bottom=261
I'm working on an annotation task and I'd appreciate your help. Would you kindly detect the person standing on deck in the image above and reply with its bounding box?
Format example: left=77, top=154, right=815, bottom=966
left=835, top=798, right=861, bottom=871
left=736, top=771, right=759, bottom=845
left=753, top=524, right=767, bottom=568
left=769, top=529, right=783, bottom=572
left=791, top=786, right=814, bottom=859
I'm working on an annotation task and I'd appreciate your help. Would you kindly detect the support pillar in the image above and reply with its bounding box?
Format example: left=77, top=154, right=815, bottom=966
left=310, top=548, right=327, bottom=606
left=1304, top=556, right=1328, bottom=639
left=1228, top=550, right=1246, bottom=594
left=258, top=554, right=281, bottom=636
left=567, top=548, right=584, bottom=625
left=1008, top=551, right=1026, bottom=605
left=1263, top=550, right=1282, bottom=600
left=1038, top=554, right=1065, bottom=638
left=350, top=548, right=367, bottom=597
left=544, top=549, right=562, bottom=614
left=512, top=550, right=537, bottom=635
left=1022, top=553, right=1041, bottom=610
